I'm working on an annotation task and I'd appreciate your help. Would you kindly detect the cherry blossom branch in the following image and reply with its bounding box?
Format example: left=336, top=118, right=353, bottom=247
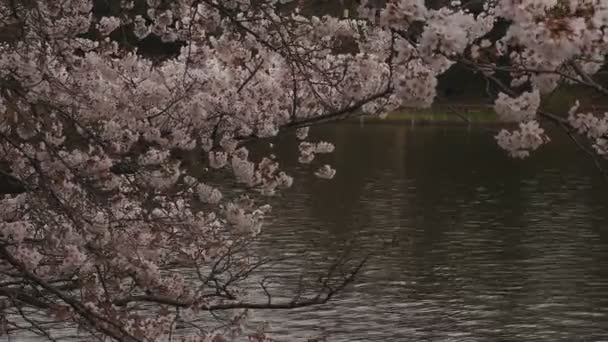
left=284, top=86, right=393, bottom=129
left=114, top=254, right=368, bottom=310
left=0, top=246, right=142, bottom=342
left=567, top=61, right=608, bottom=97
left=465, top=60, right=608, bottom=175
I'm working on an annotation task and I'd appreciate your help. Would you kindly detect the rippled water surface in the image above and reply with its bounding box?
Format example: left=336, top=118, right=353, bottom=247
left=248, top=124, right=608, bottom=341
left=6, top=124, right=608, bottom=342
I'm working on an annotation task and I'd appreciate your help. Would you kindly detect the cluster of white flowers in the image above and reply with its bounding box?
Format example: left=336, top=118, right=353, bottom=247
left=225, top=202, right=265, bottom=235
left=59, top=244, right=88, bottom=274
left=1, top=0, right=607, bottom=340
left=197, top=183, right=223, bottom=204
left=420, top=8, right=494, bottom=59
left=497, top=0, right=608, bottom=91
left=98, top=16, right=121, bottom=36
left=314, top=164, right=337, bottom=179
left=495, top=121, right=550, bottom=158
left=568, top=102, right=608, bottom=156
left=139, top=148, right=171, bottom=165
left=298, top=141, right=336, bottom=165
left=358, top=0, right=427, bottom=29
left=232, top=156, right=258, bottom=186
left=494, top=90, right=541, bottom=123
left=0, top=221, right=31, bottom=243
left=296, top=127, right=310, bottom=140
left=298, top=142, right=316, bottom=164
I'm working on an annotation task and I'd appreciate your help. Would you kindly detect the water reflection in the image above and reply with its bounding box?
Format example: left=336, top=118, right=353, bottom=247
left=4, top=124, right=606, bottom=342
left=251, top=124, right=608, bottom=341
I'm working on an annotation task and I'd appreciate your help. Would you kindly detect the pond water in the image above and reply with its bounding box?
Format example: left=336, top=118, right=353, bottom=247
left=247, top=123, right=608, bottom=341
left=4, top=123, right=608, bottom=342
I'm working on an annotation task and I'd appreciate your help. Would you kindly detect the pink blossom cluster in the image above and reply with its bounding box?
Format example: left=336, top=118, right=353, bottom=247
left=1, top=0, right=607, bottom=340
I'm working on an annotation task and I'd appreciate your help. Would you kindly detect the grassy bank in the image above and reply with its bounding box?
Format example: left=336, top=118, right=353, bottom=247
left=354, top=105, right=500, bottom=125
left=354, top=98, right=608, bottom=126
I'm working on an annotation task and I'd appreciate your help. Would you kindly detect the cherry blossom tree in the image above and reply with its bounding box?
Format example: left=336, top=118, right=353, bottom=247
left=0, top=0, right=607, bottom=341
left=357, top=0, right=608, bottom=163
